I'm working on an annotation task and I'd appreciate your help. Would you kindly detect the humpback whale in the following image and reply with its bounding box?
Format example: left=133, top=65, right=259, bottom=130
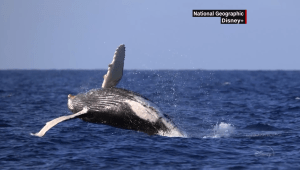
left=32, top=44, right=184, bottom=137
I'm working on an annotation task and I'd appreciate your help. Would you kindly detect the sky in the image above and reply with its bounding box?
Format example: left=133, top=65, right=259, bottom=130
left=0, top=0, right=299, bottom=70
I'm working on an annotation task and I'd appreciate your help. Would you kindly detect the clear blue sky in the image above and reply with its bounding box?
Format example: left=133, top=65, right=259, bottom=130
left=0, top=0, right=299, bottom=70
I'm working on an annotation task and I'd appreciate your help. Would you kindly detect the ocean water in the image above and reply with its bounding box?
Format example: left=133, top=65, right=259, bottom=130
left=0, top=70, right=299, bottom=169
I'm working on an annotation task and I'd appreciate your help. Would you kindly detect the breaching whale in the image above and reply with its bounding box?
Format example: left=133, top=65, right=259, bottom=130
left=32, top=44, right=184, bottom=137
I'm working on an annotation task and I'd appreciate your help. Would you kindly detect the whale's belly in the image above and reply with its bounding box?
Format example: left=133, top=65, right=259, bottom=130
left=75, top=97, right=169, bottom=135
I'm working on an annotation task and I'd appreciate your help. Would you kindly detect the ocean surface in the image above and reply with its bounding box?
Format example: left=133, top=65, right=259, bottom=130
left=0, top=70, right=299, bottom=169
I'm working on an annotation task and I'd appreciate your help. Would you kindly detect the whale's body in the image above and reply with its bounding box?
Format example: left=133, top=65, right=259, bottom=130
left=32, top=44, right=184, bottom=137
left=68, top=88, right=183, bottom=136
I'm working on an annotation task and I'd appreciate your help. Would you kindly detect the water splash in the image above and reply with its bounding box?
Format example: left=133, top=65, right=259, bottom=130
left=158, top=129, right=187, bottom=138
left=203, top=122, right=235, bottom=138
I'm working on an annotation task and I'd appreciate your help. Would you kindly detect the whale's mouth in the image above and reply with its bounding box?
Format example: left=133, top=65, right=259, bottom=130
left=68, top=94, right=76, bottom=110
left=68, top=94, right=76, bottom=99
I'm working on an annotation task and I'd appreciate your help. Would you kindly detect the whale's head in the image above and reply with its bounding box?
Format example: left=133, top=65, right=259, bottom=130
left=67, top=94, right=76, bottom=111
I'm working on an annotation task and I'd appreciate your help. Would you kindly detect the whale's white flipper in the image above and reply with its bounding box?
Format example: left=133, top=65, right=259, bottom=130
left=31, top=107, right=89, bottom=137
left=102, top=44, right=125, bottom=89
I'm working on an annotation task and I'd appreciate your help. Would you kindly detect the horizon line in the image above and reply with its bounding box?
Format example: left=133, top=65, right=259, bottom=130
left=1, top=69, right=300, bottom=71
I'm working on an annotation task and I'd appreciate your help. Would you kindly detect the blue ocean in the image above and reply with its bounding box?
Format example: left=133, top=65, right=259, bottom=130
left=0, top=70, right=299, bottom=169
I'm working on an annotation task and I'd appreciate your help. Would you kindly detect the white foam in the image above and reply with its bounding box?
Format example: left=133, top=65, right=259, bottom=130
left=158, top=129, right=187, bottom=138
left=295, top=97, right=300, bottom=100
left=203, top=122, right=235, bottom=138
left=223, top=82, right=231, bottom=85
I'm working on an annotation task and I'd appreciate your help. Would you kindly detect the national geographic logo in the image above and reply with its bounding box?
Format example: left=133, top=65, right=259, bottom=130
left=193, top=10, right=247, bottom=24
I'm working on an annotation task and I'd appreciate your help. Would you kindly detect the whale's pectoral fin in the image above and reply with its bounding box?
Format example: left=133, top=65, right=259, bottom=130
left=31, top=107, right=89, bottom=137
left=102, top=44, right=125, bottom=89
